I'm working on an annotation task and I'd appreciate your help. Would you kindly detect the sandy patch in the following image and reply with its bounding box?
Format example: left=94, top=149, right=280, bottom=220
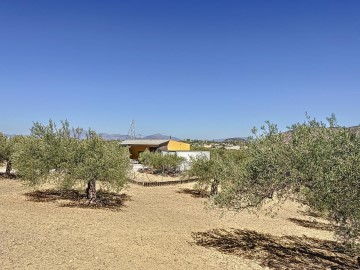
left=130, top=171, right=186, bottom=183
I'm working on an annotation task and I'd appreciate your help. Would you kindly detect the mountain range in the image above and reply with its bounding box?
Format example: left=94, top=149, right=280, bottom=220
left=4, top=125, right=359, bottom=141
left=99, top=133, right=181, bottom=141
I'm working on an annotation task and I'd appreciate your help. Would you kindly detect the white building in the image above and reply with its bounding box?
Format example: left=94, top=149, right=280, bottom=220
left=161, top=150, right=210, bottom=170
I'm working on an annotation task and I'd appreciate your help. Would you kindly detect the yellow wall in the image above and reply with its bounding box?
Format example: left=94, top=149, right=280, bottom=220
left=129, top=145, right=150, bottom=159
left=167, top=140, right=190, bottom=151
left=128, top=140, right=190, bottom=159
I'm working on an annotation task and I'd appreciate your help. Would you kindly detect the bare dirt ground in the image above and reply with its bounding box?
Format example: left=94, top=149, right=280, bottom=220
left=0, top=178, right=357, bottom=270
left=131, top=171, right=183, bottom=182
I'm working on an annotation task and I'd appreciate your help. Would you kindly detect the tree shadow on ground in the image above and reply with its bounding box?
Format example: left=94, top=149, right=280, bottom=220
left=177, top=188, right=209, bottom=198
left=289, top=218, right=338, bottom=232
left=0, top=172, right=16, bottom=179
left=25, top=189, right=131, bottom=211
left=300, top=209, right=324, bottom=218
left=192, top=228, right=359, bottom=270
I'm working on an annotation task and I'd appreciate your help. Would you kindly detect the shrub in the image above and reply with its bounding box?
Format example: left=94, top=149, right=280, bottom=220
left=139, top=151, right=185, bottom=174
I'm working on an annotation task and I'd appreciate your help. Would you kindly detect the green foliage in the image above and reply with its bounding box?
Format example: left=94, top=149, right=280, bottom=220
left=0, top=132, right=11, bottom=163
left=212, top=115, right=360, bottom=246
left=186, top=149, right=246, bottom=196
left=13, top=120, right=72, bottom=185
left=63, top=132, right=130, bottom=192
left=289, top=118, right=360, bottom=244
left=0, top=133, right=20, bottom=175
left=139, top=151, right=185, bottom=174
left=13, top=120, right=131, bottom=194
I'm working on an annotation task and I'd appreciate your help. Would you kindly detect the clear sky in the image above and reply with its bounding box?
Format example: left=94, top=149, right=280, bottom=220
left=0, top=0, right=359, bottom=139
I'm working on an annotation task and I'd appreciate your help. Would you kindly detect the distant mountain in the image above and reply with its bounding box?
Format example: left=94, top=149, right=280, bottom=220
left=1, top=131, right=182, bottom=141
left=4, top=126, right=360, bottom=142
left=97, top=133, right=182, bottom=141
left=99, top=133, right=130, bottom=141
left=142, top=133, right=181, bottom=141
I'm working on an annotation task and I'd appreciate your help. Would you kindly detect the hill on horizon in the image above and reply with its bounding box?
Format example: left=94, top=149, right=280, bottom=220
left=99, top=133, right=182, bottom=141
left=4, top=125, right=359, bottom=141
left=142, top=133, right=181, bottom=141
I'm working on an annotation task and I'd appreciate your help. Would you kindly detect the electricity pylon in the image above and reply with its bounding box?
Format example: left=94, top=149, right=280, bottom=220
left=127, top=120, right=136, bottom=140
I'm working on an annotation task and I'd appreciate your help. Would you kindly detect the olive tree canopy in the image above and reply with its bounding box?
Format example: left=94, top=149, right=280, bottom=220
left=191, top=115, right=360, bottom=246
left=13, top=120, right=131, bottom=202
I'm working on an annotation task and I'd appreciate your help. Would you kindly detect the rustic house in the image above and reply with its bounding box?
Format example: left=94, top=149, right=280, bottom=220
left=120, top=139, right=190, bottom=159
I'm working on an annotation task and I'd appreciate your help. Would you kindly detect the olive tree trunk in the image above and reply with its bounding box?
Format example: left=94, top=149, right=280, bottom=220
left=86, top=179, right=97, bottom=203
left=5, top=160, right=12, bottom=177
left=210, top=178, right=219, bottom=196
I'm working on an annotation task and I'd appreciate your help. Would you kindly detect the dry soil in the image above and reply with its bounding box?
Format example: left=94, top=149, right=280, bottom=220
left=0, top=178, right=341, bottom=270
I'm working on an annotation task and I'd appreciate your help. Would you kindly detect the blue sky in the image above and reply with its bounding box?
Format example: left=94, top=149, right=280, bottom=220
left=0, top=0, right=359, bottom=139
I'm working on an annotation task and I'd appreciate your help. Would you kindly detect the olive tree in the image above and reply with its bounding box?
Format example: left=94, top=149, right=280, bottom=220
left=215, top=122, right=294, bottom=208
left=0, top=133, right=16, bottom=177
left=186, top=149, right=246, bottom=196
left=63, top=131, right=131, bottom=202
left=289, top=117, right=360, bottom=244
left=214, top=116, right=360, bottom=246
left=13, top=120, right=131, bottom=202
